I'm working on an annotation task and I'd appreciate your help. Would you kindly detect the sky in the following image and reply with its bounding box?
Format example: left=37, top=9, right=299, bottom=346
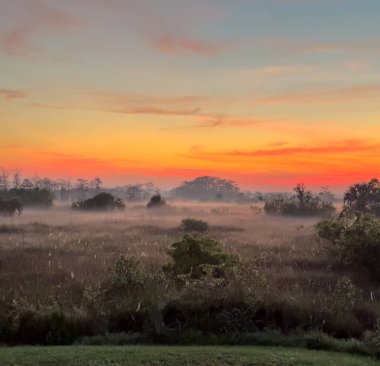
left=1, top=0, right=379, bottom=192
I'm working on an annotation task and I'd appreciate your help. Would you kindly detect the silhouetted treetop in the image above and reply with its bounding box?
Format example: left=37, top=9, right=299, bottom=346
left=344, top=178, right=380, bottom=216
left=171, top=176, right=240, bottom=201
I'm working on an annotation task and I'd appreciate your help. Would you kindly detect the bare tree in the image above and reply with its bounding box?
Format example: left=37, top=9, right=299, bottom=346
left=0, top=168, right=10, bottom=191
left=12, top=170, right=22, bottom=189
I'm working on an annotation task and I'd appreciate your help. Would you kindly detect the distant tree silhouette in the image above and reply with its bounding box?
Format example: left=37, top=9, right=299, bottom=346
left=72, top=192, right=125, bottom=211
left=264, top=183, right=335, bottom=217
left=147, top=194, right=166, bottom=208
left=171, top=176, right=240, bottom=201
left=0, top=198, right=22, bottom=215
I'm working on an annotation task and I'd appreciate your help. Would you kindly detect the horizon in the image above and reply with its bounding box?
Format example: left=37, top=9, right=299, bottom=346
left=1, top=0, right=379, bottom=191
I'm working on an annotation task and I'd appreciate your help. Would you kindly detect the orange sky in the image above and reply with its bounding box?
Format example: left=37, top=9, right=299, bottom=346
left=1, top=0, right=380, bottom=191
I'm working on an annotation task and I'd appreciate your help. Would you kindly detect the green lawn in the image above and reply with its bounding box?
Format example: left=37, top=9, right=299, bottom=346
left=0, top=346, right=379, bottom=366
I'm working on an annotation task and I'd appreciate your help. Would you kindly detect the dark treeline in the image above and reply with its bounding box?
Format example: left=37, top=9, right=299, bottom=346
left=1, top=169, right=334, bottom=205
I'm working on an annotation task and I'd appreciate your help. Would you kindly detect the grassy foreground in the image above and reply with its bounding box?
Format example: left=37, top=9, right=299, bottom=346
left=0, top=346, right=379, bottom=366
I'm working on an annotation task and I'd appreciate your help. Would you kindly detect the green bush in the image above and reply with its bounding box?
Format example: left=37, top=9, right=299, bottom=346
left=181, top=218, right=209, bottom=232
left=317, top=212, right=380, bottom=281
left=163, top=235, right=239, bottom=279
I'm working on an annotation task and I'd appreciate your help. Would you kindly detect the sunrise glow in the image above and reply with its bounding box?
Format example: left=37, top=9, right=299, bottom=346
left=1, top=0, right=379, bottom=191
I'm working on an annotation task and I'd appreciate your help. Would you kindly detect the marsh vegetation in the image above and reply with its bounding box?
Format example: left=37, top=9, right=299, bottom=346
left=0, top=176, right=380, bottom=359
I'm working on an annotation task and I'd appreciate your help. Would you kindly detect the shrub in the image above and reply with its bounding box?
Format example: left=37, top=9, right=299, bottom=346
left=264, top=183, right=335, bottom=217
left=72, top=192, right=125, bottom=211
left=181, top=218, right=209, bottom=232
left=363, top=321, right=380, bottom=357
left=147, top=194, right=166, bottom=208
left=163, top=235, right=239, bottom=279
left=317, top=212, right=380, bottom=281
left=0, top=198, right=22, bottom=215
left=11, top=309, right=93, bottom=345
left=1, top=188, right=53, bottom=207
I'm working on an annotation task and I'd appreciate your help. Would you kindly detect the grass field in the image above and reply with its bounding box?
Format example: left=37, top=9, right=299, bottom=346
left=1, top=203, right=380, bottom=346
left=0, top=346, right=379, bottom=366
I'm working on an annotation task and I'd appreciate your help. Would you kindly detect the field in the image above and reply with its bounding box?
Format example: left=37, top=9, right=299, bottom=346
left=0, top=203, right=325, bottom=308
left=0, top=202, right=380, bottom=350
left=0, top=345, right=379, bottom=366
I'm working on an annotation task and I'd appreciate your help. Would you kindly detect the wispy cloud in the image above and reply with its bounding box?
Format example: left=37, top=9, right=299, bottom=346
left=0, top=1, right=82, bottom=58
left=263, top=38, right=380, bottom=55
left=184, top=139, right=380, bottom=162
left=0, top=88, right=28, bottom=101
left=257, top=65, right=315, bottom=75
left=149, top=35, right=230, bottom=56
left=97, top=0, right=232, bottom=57
left=32, top=91, right=209, bottom=117
left=256, top=85, right=380, bottom=105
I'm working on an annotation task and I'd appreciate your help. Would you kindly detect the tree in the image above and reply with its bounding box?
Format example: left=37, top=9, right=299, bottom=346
left=171, top=176, right=240, bottom=201
left=76, top=179, right=89, bottom=202
left=147, top=194, right=166, bottom=208
left=344, top=178, right=380, bottom=216
left=91, top=177, right=103, bottom=192
left=12, top=171, right=22, bottom=189
left=318, top=212, right=380, bottom=281
left=72, top=192, right=125, bottom=211
left=0, top=168, right=9, bottom=191
left=319, top=186, right=335, bottom=203
left=293, top=183, right=312, bottom=210
left=163, top=235, right=239, bottom=279
left=264, top=183, right=335, bottom=217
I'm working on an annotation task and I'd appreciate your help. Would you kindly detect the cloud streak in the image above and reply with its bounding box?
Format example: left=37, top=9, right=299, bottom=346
left=185, top=139, right=380, bottom=162
left=256, top=85, right=380, bottom=105
left=264, top=38, right=380, bottom=55
left=0, top=88, right=28, bottom=101
left=149, top=35, right=230, bottom=56
left=0, top=1, right=82, bottom=58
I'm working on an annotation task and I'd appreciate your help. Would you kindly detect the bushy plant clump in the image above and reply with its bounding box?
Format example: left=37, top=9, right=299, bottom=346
left=147, top=194, right=166, bottom=208
left=264, top=184, right=335, bottom=217
left=163, top=235, right=239, bottom=279
left=181, top=218, right=209, bottom=233
left=72, top=192, right=125, bottom=211
left=317, top=212, right=380, bottom=281
left=0, top=188, right=53, bottom=207
left=344, top=178, right=380, bottom=216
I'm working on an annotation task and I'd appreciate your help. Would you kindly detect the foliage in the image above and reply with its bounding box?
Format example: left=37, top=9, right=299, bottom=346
left=264, top=184, right=335, bottom=217
left=72, top=192, right=125, bottom=211
left=181, top=218, right=209, bottom=232
left=317, top=212, right=380, bottom=280
left=147, top=194, right=166, bottom=208
left=0, top=345, right=377, bottom=366
left=163, top=235, right=240, bottom=279
left=0, top=188, right=53, bottom=207
left=0, top=198, right=22, bottom=215
left=344, top=178, right=380, bottom=216
left=171, top=176, right=240, bottom=202
left=363, top=321, right=380, bottom=357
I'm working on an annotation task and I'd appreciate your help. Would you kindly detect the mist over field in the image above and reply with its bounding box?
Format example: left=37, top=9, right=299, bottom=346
left=1, top=0, right=380, bottom=364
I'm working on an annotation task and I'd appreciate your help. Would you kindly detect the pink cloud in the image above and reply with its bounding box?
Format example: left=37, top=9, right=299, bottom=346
left=32, top=91, right=209, bottom=117
left=0, top=2, right=82, bottom=58
left=256, top=85, right=380, bottom=105
left=263, top=38, right=380, bottom=55
left=150, top=34, right=230, bottom=56
left=184, top=139, right=380, bottom=162
left=0, top=88, right=28, bottom=101
left=258, top=65, right=315, bottom=75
